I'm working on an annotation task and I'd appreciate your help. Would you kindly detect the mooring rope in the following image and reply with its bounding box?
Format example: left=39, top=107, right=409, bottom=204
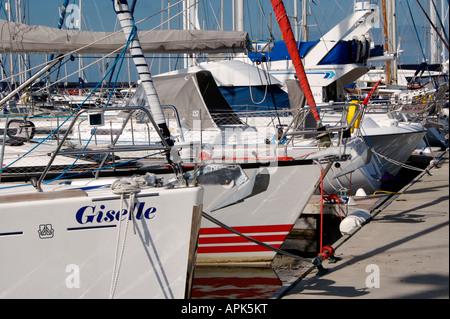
left=372, top=150, right=430, bottom=173
left=108, top=173, right=157, bottom=299
left=201, top=212, right=313, bottom=264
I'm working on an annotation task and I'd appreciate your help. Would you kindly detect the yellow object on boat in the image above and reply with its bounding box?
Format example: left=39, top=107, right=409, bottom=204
left=346, top=100, right=362, bottom=134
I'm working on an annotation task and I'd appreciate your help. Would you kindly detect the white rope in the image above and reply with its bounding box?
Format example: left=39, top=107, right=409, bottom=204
left=248, top=61, right=269, bottom=105
left=108, top=173, right=157, bottom=299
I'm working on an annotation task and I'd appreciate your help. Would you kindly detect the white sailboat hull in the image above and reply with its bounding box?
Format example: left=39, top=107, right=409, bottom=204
left=361, top=124, right=427, bottom=176
left=0, top=181, right=203, bottom=299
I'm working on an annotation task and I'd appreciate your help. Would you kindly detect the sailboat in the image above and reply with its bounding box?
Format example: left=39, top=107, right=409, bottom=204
left=108, top=68, right=342, bottom=264
left=0, top=1, right=385, bottom=271
left=160, top=0, right=380, bottom=110
left=251, top=1, right=432, bottom=188
left=0, top=0, right=204, bottom=299
left=174, top=0, right=376, bottom=263
left=0, top=1, right=325, bottom=271
left=343, top=0, right=448, bottom=165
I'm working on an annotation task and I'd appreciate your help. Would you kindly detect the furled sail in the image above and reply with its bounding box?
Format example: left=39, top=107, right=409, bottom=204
left=0, top=19, right=250, bottom=55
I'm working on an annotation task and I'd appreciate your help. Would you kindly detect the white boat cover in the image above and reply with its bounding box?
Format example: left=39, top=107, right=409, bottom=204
left=0, top=19, right=250, bottom=55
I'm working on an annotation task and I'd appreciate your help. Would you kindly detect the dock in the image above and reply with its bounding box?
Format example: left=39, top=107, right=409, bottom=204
left=274, top=152, right=449, bottom=299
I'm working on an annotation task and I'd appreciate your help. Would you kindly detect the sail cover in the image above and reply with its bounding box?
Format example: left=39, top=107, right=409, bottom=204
left=0, top=19, right=250, bottom=55
left=127, top=70, right=244, bottom=130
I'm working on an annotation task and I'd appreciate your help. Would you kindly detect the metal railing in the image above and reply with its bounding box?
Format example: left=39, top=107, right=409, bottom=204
left=34, top=106, right=174, bottom=192
left=206, top=103, right=365, bottom=142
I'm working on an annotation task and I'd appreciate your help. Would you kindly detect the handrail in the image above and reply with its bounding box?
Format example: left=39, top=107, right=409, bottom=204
left=202, top=102, right=367, bottom=143
left=284, top=103, right=364, bottom=138
left=92, top=104, right=184, bottom=178
left=162, top=105, right=185, bottom=142
left=35, top=106, right=171, bottom=192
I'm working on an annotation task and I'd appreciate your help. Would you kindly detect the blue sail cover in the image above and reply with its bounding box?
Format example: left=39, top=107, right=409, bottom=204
left=237, top=39, right=376, bottom=111
left=322, top=41, right=352, bottom=65
left=249, top=40, right=372, bottom=65
left=219, top=85, right=290, bottom=113
left=249, top=40, right=319, bottom=62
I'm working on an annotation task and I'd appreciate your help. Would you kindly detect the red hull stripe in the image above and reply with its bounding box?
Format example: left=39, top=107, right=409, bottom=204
left=200, top=224, right=293, bottom=236
left=197, top=243, right=283, bottom=254
left=199, top=234, right=287, bottom=245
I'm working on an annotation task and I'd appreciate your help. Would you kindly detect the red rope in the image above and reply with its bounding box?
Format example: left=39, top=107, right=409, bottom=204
left=320, top=169, right=324, bottom=253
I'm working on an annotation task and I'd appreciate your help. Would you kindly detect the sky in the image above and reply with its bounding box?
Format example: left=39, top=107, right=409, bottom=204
left=0, top=0, right=448, bottom=84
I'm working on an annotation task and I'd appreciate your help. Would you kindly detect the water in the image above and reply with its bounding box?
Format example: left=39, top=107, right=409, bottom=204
left=191, top=266, right=283, bottom=299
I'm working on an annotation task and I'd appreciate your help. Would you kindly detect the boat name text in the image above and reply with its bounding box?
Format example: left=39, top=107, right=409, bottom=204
left=76, top=202, right=156, bottom=224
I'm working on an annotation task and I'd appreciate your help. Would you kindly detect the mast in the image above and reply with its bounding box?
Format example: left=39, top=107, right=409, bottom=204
left=301, top=0, right=308, bottom=41
left=430, top=0, right=449, bottom=63
left=7, top=0, right=14, bottom=87
left=441, top=0, right=447, bottom=63
left=389, top=0, right=398, bottom=84
left=381, top=0, right=391, bottom=84
left=221, top=0, right=224, bottom=31
left=183, top=0, right=200, bottom=68
left=16, top=0, right=23, bottom=84
left=430, top=0, right=439, bottom=63
left=235, top=0, right=245, bottom=32
left=78, top=0, right=84, bottom=91
left=381, top=0, right=398, bottom=85
left=113, top=0, right=171, bottom=143
left=49, top=0, right=70, bottom=62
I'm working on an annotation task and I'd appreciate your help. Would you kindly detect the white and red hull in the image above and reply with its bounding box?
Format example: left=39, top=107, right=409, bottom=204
left=198, top=224, right=293, bottom=263
left=193, top=160, right=322, bottom=264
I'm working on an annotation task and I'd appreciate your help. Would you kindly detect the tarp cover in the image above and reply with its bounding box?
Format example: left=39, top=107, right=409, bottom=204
left=0, top=19, right=250, bottom=55
left=285, top=79, right=317, bottom=131
left=130, top=71, right=244, bottom=130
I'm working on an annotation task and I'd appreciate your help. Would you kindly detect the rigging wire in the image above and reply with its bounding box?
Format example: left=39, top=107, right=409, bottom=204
left=0, top=22, right=137, bottom=175
left=430, top=0, right=449, bottom=45
left=402, top=0, right=437, bottom=88
left=404, top=0, right=428, bottom=63
left=256, top=0, right=274, bottom=39
left=415, top=0, right=449, bottom=51
left=1, top=0, right=200, bottom=98
left=0, top=0, right=190, bottom=86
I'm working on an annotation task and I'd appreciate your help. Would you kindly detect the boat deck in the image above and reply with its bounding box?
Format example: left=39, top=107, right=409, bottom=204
left=274, top=152, right=449, bottom=299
